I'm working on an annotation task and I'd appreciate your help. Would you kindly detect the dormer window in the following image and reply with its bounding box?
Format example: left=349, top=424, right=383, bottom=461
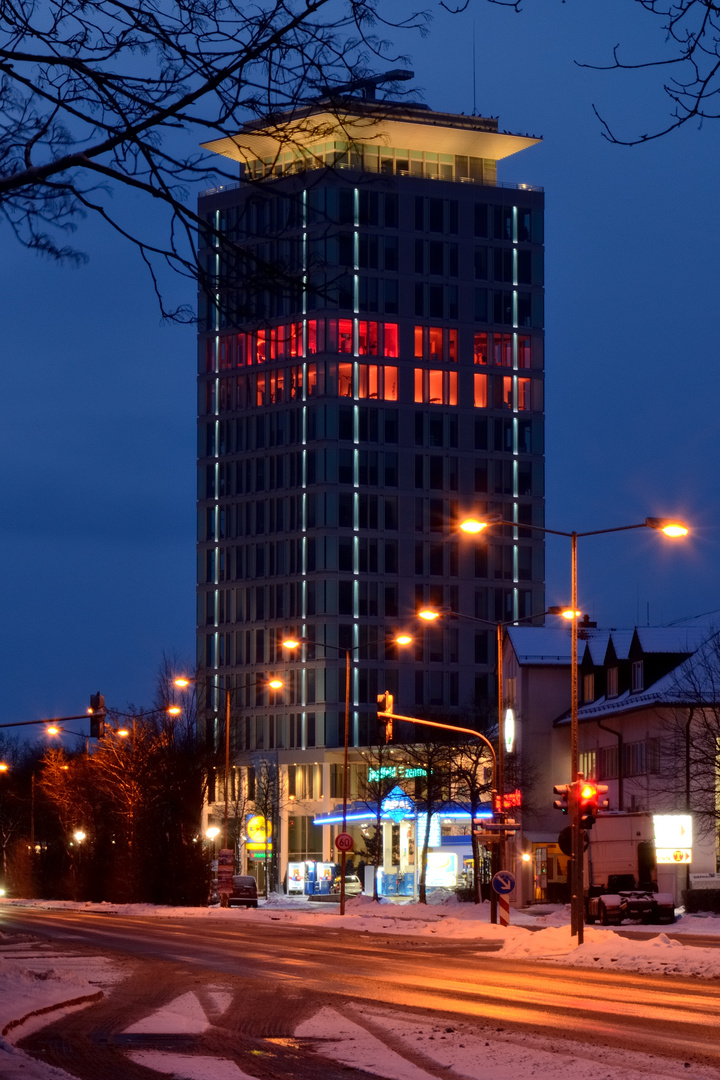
left=631, top=660, right=644, bottom=693
left=583, top=673, right=595, bottom=703
left=607, top=666, right=618, bottom=698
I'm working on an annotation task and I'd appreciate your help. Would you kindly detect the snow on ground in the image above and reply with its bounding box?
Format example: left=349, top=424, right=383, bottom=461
left=5, top=893, right=720, bottom=978
left=297, top=1004, right=720, bottom=1080
left=0, top=932, right=125, bottom=1080
left=3, top=895, right=720, bottom=1079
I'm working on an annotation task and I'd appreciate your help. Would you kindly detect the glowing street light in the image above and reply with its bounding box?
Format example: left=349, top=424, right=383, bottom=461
left=459, top=511, right=689, bottom=942
left=175, top=674, right=283, bottom=856
left=282, top=630, right=413, bottom=915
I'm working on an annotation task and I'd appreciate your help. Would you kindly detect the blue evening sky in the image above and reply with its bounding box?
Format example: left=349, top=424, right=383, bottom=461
left=1, top=0, right=718, bottom=729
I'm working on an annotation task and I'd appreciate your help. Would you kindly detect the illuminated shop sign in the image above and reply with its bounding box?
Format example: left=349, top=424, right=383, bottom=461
left=245, top=814, right=273, bottom=855
left=653, top=814, right=692, bottom=865
left=368, top=765, right=426, bottom=782
left=425, top=852, right=458, bottom=888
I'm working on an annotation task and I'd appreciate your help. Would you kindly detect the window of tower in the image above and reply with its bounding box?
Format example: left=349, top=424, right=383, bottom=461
left=383, top=323, right=399, bottom=357
left=358, top=321, right=379, bottom=356
left=474, top=373, right=488, bottom=408
left=414, top=369, right=457, bottom=406
left=518, top=335, right=531, bottom=369
left=474, top=332, right=488, bottom=365
left=494, top=334, right=513, bottom=367
left=414, top=325, right=458, bottom=363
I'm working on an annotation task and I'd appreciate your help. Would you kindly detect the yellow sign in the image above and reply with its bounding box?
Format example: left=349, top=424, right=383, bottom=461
left=246, top=815, right=271, bottom=844
left=657, top=848, right=692, bottom=864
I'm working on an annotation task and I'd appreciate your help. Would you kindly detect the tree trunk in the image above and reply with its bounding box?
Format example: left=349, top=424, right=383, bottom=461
left=418, top=814, right=432, bottom=904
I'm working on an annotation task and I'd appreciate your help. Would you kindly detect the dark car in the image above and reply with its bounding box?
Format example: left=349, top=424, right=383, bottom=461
left=229, top=874, right=258, bottom=908
left=330, top=874, right=362, bottom=897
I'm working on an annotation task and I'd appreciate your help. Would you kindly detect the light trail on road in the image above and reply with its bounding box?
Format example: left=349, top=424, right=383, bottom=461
left=3, top=907, right=720, bottom=1068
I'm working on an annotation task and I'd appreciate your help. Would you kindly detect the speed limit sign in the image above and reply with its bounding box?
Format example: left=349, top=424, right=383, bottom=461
left=334, top=832, right=354, bottom=853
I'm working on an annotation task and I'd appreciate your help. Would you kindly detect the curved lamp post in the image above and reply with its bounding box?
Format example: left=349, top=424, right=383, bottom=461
left=282, top=631, right=412, bottom=915
left=459, top=513, right=689, bottom=942
left=174, top=675, right=284, bottom=856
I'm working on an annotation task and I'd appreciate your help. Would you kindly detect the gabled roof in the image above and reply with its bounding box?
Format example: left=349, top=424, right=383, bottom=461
left=631, top=626, right=708, bottom=655
left=565, top=629, right=720, bottom=722
left=605, top=631, right=634, bottom=662
left=581, top=633, right=611, bottom=666
left=505, top=626, right=572, bottom=666
left=506, top=625, right=613, bottom=666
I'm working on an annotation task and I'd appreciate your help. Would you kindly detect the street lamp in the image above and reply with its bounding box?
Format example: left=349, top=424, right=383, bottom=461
left=282, top=631, right=412, bottom=915
left=459, top=513, right=689, bottom=942
left=174, top=674, right=283, bottom=857
left=416, top=603, right=575, bottom=911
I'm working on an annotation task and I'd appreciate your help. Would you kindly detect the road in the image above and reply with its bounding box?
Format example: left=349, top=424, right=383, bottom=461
left=2, top=907, right=720, bottom=1079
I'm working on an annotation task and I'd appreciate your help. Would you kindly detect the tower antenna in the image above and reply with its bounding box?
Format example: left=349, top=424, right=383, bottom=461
left=472, top=23, right=477, bottom=115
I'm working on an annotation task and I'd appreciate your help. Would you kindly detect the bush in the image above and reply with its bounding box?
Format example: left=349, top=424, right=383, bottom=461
left=682, top=888, right=720, bottom=914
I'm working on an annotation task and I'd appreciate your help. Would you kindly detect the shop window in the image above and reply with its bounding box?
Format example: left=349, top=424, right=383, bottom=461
left=474, top=374, right=487, bottom=408
left=517, top=377, right=531, bottom=411
left=474, top=332, right=488, bottom=365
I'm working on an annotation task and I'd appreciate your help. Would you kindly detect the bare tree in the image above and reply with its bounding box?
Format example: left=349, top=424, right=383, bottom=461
left=658, top=631, right=720, bottom=843
left=399, top=739, right=453, bottom=904
left=357, top=742, right=405, bottom=900
left=0, top=736, right=29, bottom=880
left=450, top=741, right=493, bottom=903
left=479, top=0, right=720, bottom=143
left=250, top=753, right=284, bottom=898
left=0, top=0, right=426, bottom=317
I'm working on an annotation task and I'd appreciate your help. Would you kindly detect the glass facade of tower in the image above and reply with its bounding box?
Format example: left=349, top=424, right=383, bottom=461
left=196, top=102, right=545, bottom=872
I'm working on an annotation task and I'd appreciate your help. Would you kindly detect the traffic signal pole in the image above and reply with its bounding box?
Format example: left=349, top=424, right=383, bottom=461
left=377, top=698, right=500, bottom=920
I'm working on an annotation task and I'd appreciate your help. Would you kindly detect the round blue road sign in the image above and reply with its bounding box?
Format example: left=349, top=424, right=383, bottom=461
left=492, top=870, right=516, bottom=895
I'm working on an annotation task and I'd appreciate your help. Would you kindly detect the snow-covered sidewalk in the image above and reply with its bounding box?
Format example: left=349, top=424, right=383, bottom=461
left=3, top=895, right=720, bottom=1080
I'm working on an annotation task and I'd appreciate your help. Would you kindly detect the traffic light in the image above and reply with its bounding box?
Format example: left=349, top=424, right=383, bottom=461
left=377, top=692, right=394, bottom=743
left=89, top=692, right=105, bottom=739
left=578, top=781, right=608, bottom=829
left=553, top=784, right=571, bottom=814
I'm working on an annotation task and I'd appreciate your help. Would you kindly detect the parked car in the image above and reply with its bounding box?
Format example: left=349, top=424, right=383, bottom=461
left=330, top=874, right=362, bottom=897
left=229, top=874, right=258, bottom=908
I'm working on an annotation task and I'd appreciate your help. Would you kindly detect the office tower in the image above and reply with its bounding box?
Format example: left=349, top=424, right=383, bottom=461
left=197, top=88, right=544, bottom=878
